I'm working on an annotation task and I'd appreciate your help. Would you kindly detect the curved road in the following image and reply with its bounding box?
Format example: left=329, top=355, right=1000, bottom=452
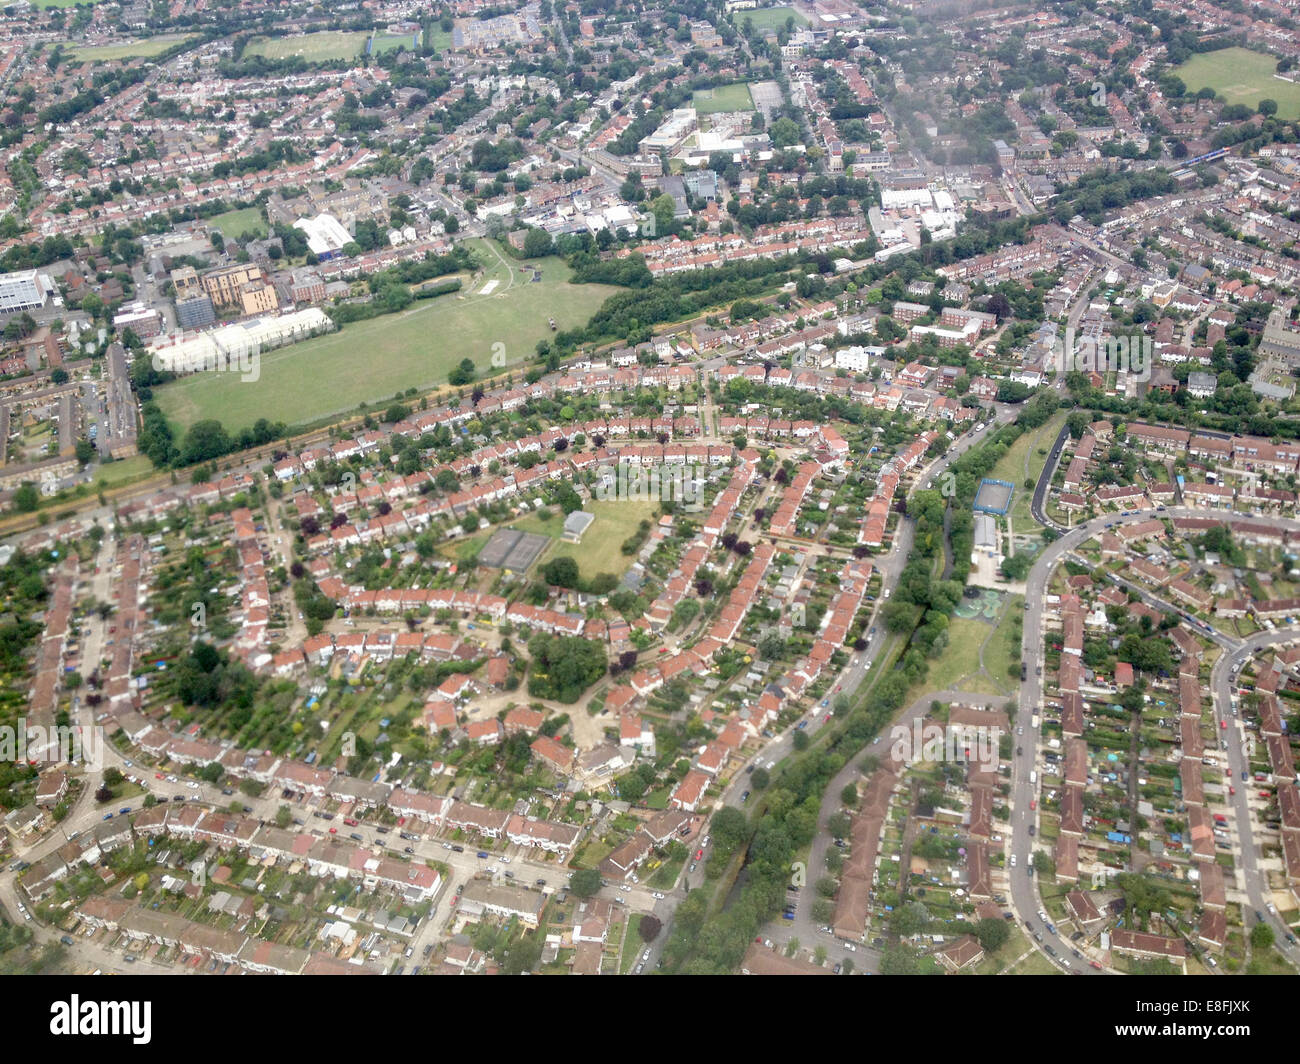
left=1013, top=503, right=1300, bottom=974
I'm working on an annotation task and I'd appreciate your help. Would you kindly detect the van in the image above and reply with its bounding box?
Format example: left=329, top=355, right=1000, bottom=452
left=1029, top=771, right=1037, bottom=784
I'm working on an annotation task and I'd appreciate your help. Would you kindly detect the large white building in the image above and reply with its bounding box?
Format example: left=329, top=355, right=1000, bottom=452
left=834, top=345, right=882, bottom=373
left=149, top=308, right=333, bottom=374
left=292, top=213, right=352, bottom=260
left=0, top=269, right=54, bottom=314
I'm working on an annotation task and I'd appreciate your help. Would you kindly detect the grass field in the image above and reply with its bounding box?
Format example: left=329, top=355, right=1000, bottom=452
left=741, top=6, right=808, bottom=31
left=1174, top=47, right=1300, bottom=121
left=68, top=34, right=195, bottom=61
left=512, top=500, right=659, bottom=582
left=986, top=410, right=1066, bottom=528
left=93, top=454, right=154, bottom=490
left=153, top=241, right=617, bottom=435
left=34, top=0, right=101, bottom=7
left=245, top=31, right=370, bottom=62
left=693, top=83, right=755, bottom=114
left=981, top=595, right=1022, bottom=692
left=206, top=206, right=266, bottom=240
left=926, top=617, right=997, bottom=693
left=425, top=28, right=454, bottom=52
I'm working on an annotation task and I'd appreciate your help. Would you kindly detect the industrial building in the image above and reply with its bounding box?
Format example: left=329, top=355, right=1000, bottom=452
left=0, top=269, right=55, bottom=314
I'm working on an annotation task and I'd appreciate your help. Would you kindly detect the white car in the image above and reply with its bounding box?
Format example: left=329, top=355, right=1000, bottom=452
left=186, top=781, right=199, bottom=789
left=498, top=856, right=510, bottom=864
left=1010, top=854, right=1017, bottom=867
left=619, top=884, right=631, bottom=892
left=844, top=942, right=856, bottom=952
left=652, top=892, right=665, bottom=900
left=166, top=775, right=178, bottom=783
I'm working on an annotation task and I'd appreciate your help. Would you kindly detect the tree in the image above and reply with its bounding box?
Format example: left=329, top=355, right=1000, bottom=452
left=974, top=917, right=1010, bottom=952
left=651, top=193, right=676, bottom=236
left=449, top=358, right=476, bottom=386
left=13, top=482, right=39, bottom=512
left=1251, top=922, right=1274, bottom=949
left=770, top=117, right=800, bottom=147
left=541, top=555, right=580, bottom=588
left=181, top=419, right=232, bottom=465
left=1258, top=98, right=1278, bottom=117
left=569, top=868, right=602, bottom=898
left=527, top=634, right=607, bottom=702
left=522, top=227, right=554, bottom=258
left=1000, top=552, right=1033, bottom=581
left=639, top=915, right=663, bottom=941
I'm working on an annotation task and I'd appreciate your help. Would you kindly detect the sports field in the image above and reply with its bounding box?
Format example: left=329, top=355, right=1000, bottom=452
left=1174, top=47, right=1300, bottom=121
left=68, top=34, right=195, bottom=61
left=693, top=83, right=755, bottom=114
left=512, top=500, right=659, bottom=582
left=206, top=206, right=266, bottom=240
left=245, top=31, right=370, bottom=62
left=153, top=242, right=617, bottom=434
left=742, top=6, right=808, bottom=31
left=370, top=32, right=420, bottom=54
